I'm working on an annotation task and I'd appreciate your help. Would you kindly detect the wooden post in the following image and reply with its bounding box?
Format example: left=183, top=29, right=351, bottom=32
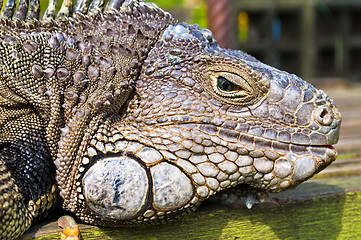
left=206, top=0, right=234, bottom=48
left=301, top=0, right=316, bottom=80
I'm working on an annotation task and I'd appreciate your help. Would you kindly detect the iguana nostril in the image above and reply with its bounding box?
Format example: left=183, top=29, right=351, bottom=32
left=315, top=106, right=334, bottom=126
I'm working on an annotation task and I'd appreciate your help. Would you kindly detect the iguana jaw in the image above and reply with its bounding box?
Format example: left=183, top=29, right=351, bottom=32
left=68, top=118, right=337, bottom=224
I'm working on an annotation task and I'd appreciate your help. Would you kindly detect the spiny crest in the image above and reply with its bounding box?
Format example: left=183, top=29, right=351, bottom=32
left=0, top=0, right=146, bottom=22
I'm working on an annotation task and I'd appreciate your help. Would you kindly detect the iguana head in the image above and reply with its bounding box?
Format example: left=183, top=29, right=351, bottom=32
left=56, top=11, right=341, bottom=226
left=125, top=22, right=341, bottom=194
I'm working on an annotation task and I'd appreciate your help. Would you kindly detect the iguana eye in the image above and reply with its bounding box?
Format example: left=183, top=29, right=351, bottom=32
left=217, top=76, right=235, bottom=92
left=210, top=72, right=252, bottom=98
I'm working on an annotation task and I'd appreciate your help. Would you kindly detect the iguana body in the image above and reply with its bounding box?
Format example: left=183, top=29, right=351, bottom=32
left=0, top=0, right=341, bottom=239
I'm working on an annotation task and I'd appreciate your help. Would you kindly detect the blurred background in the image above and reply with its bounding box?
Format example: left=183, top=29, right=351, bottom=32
left=153, top=0, right=361, bottom=86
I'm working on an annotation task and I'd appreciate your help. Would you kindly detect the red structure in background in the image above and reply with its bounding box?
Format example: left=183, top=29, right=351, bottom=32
left=206, top=0, right=234, bottom=49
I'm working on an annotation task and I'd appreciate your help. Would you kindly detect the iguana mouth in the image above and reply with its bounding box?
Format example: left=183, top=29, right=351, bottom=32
left=206, top=183, right=268, bottom=209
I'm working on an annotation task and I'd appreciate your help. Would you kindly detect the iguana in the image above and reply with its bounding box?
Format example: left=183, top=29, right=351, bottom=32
left=0, top=0, right=341, bottom=239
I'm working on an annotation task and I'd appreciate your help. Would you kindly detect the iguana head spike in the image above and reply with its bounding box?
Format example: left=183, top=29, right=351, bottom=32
left=27, top=0, right=41, bottom=21
left=13, top=0, right=29, bottom=21
left=43, top=0, right=57, bottom=21
left=1, top=0, right=16, bottom=19
left=88, top=0, right=106, bottom=14
left=106, top=0, right=128, bottom=10
left=58, top=0, right=73, bottom=19
left=74, top=0, right=93, bottom=15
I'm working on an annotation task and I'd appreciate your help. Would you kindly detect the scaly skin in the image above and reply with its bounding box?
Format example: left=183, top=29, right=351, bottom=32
left=0, top=0, right=341, bottom=239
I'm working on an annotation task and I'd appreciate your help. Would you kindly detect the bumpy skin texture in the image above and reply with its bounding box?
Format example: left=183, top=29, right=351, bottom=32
left=0, top=0, right=341, bottom=239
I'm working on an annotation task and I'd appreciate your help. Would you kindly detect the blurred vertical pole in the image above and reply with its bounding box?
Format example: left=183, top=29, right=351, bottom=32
left=301, top=1, right=315, bottom=80
left=206, top=0, right=234, bottom=49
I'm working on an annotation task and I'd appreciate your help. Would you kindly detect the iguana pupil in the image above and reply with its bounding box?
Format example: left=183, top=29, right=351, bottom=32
left=217, top=76, right=235, bottom=92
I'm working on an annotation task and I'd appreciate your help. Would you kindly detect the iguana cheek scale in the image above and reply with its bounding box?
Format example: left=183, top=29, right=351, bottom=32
left=0, top=0, right=341, bottom=239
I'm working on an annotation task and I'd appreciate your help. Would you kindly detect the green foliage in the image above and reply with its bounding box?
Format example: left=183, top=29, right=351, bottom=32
left=152, top=0, right=184, bottom=10
left=190, top=1, right=207, bottom=28
left=152, top=0, right=207, bottom=28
